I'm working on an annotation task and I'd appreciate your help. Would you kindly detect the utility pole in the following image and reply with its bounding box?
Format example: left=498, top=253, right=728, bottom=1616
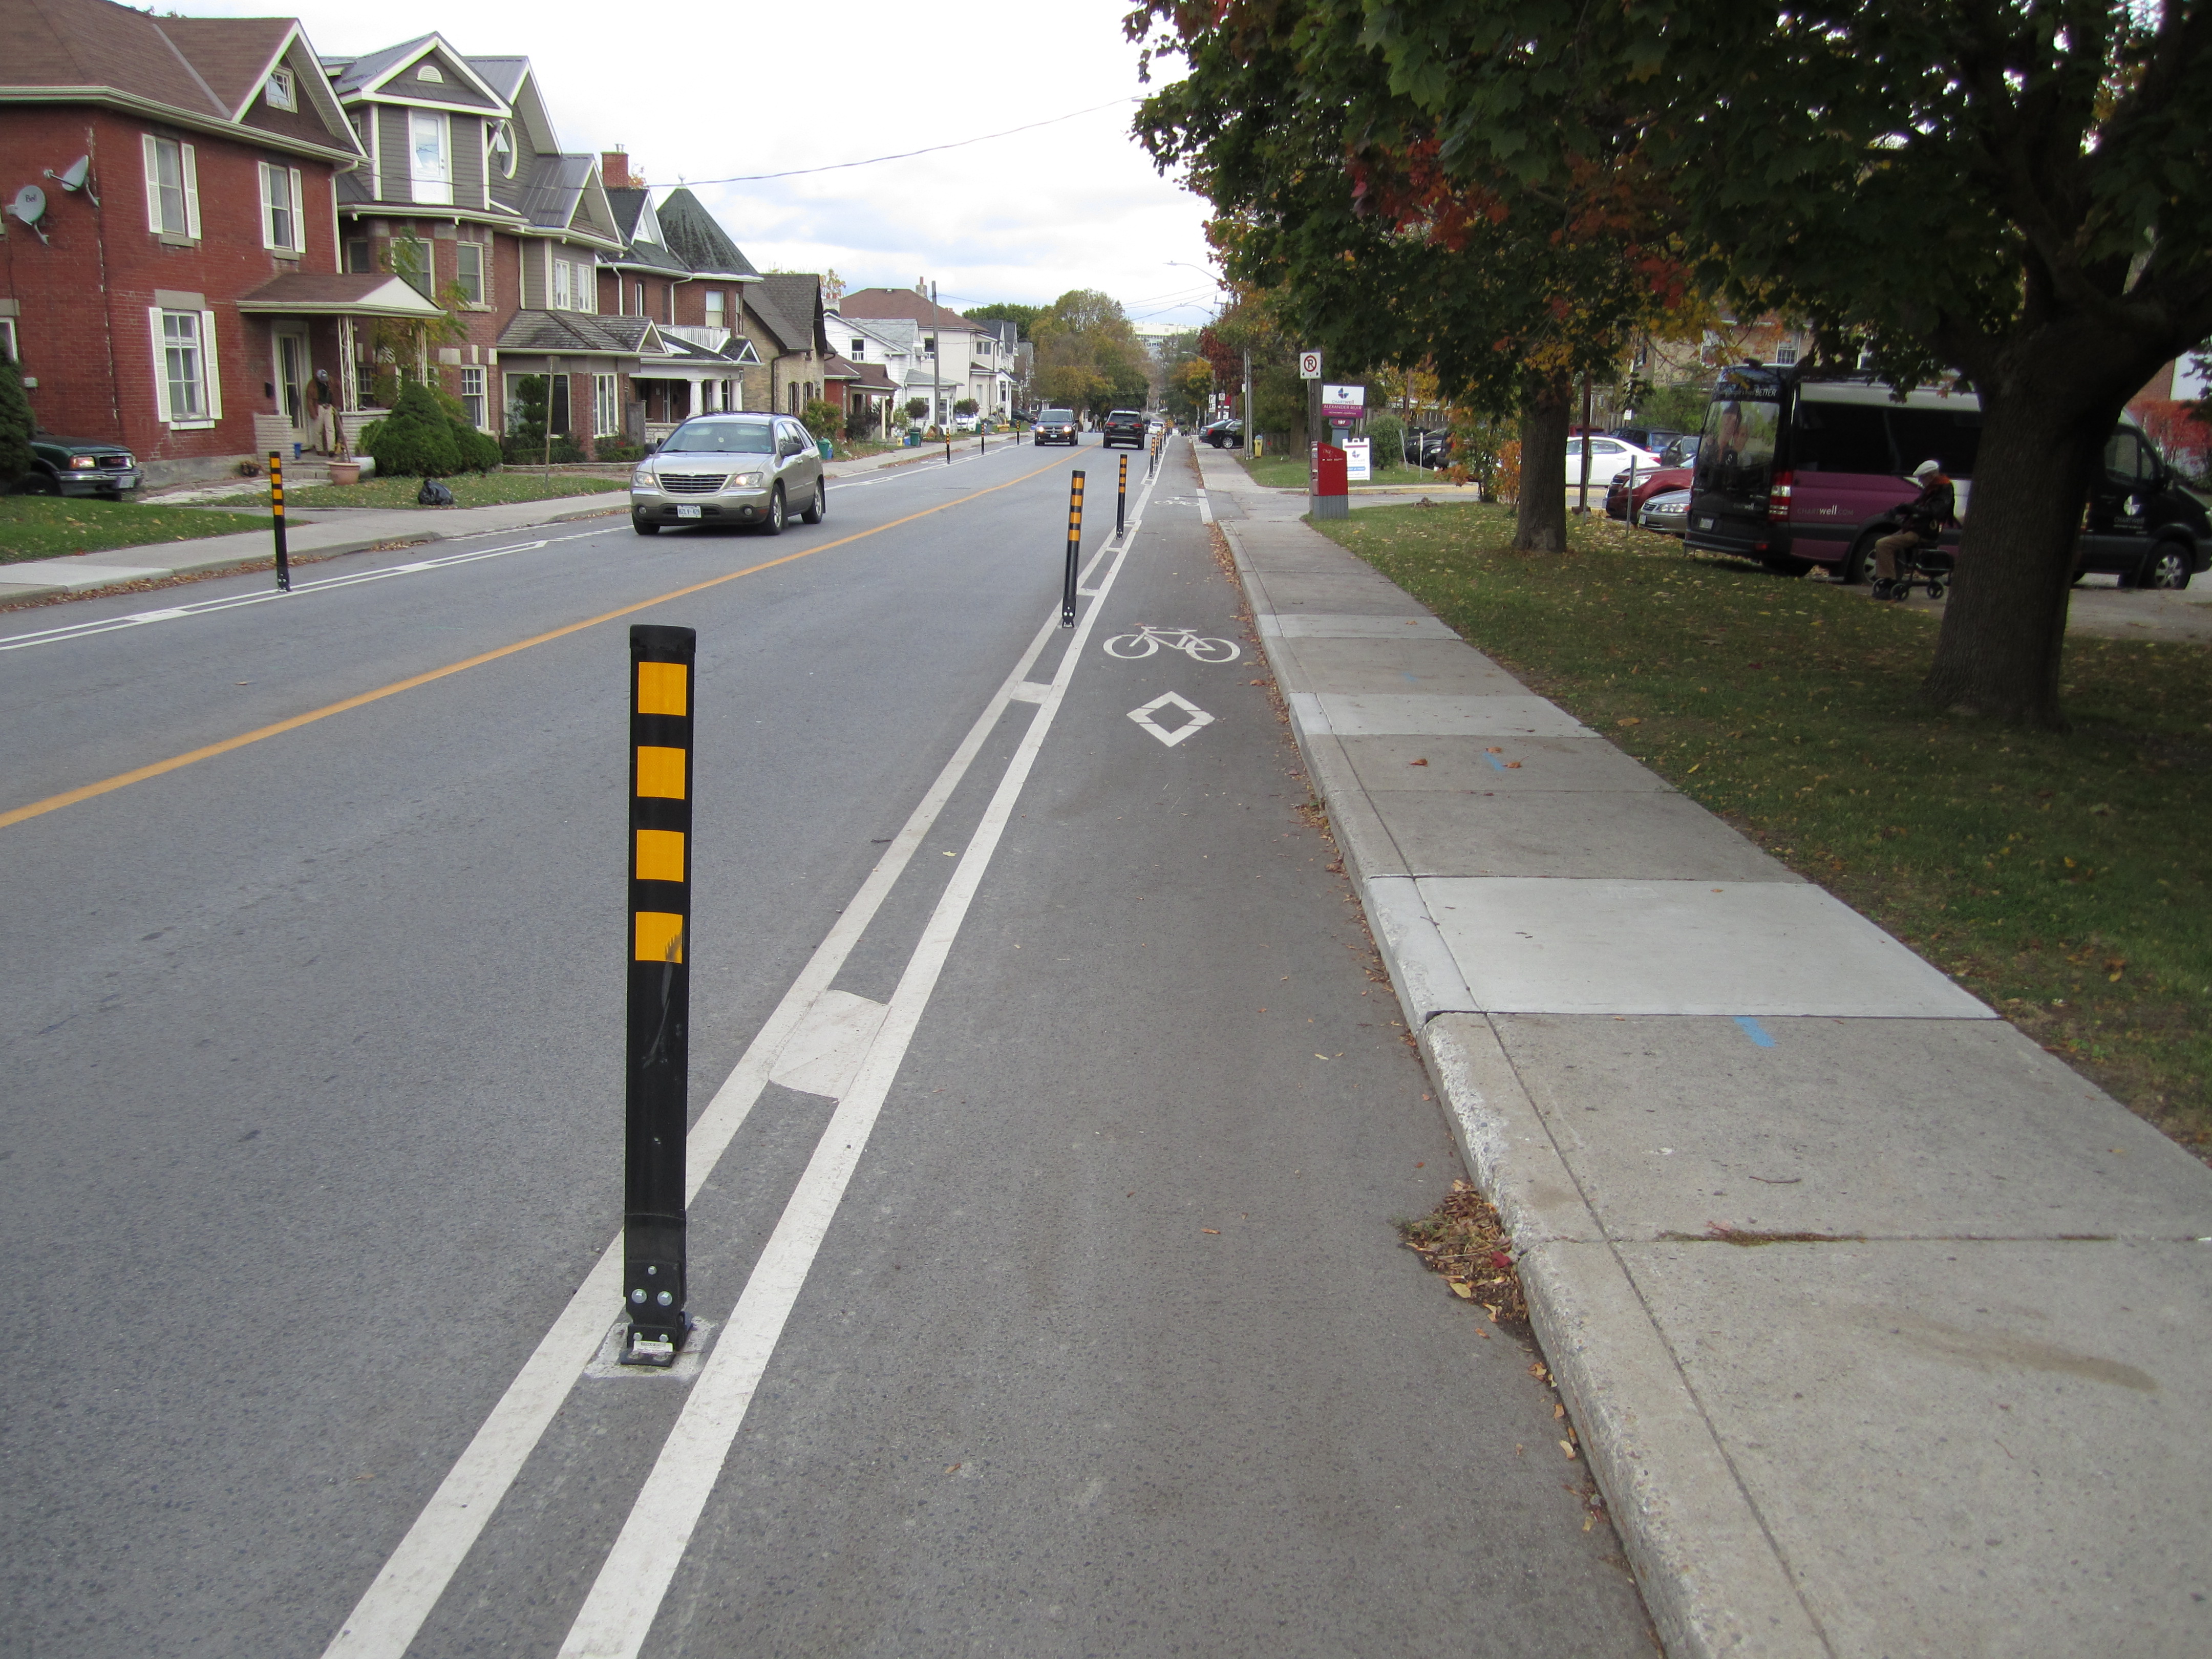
left=930, top=280, right=945, bottom=463
left=1243, top=347, right=1252, bottom=456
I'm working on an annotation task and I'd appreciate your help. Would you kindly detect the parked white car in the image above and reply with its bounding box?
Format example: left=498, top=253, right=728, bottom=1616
left=1569, top=435, right=1662, bottom=490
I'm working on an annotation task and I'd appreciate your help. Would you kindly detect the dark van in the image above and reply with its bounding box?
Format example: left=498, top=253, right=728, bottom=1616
left=1686, top=365, right=2207, bottom=588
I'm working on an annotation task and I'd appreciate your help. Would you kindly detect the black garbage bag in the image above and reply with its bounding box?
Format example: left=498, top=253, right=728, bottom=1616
left=417, top=478, right=456, bottom=506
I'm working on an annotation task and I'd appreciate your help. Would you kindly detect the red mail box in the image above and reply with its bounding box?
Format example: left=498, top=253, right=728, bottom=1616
left=1312, top=443, right=1347, bottom=497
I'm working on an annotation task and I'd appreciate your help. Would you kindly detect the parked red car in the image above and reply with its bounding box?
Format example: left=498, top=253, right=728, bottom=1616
left=1606, top=464, right=1693, bottom=524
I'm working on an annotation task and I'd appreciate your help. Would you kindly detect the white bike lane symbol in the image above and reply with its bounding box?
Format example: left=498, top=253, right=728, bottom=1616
left=1103, top=624, right=1240, bottom=663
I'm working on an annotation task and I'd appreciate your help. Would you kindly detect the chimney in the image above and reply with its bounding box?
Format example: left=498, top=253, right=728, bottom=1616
left=603, top=150, right=637, bottom=189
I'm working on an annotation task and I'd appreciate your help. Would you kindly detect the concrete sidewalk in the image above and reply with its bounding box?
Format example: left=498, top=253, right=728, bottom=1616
left=1195, top=446, right=2212, bottom=1658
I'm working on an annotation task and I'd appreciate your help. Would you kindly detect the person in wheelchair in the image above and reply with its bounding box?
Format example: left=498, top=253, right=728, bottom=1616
left=1870, top=459, right=1956, bottom=600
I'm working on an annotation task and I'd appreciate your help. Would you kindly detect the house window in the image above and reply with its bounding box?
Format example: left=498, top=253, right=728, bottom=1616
left=706, top=290, right=724, bottom=327
left=410, top=110, right=451, bottom=206
left=345, top=238, right=372, bottom=273
left=460, top=367, right=486, bottom=429
left=1776, top=342, right=1800, bottom=365
left=0, top=318, right=18, bottom=365
left=141, top=135, right=199, bottom=238
left=455, top=242, right=484, bottom=305
left=594, top=373, right=619, bottom=436
left=266, top=67, right=295, bottom=111
left=634, top=281, right=646, bottom=316
left=850, top=337, right=866, bottom=357
left=923, top=335, right=935, bottom=357
left=357, top=360, right=379, bottom=406
left=487, top=120, right=515, bottom=178
left=554, top=258, right=578, bottom=311
left=548, top=373, right=570, bottom=435
left=259, top=162, right=304, bottom=253
left=416, top=62, right=445, bottom=84
left=392, top=237, right=433, bottom=297
left=151, top=307, right=219, bottom=427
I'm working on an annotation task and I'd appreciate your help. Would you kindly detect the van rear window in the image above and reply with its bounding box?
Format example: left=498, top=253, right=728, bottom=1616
left=1697, top=396, right=1780, bottom=494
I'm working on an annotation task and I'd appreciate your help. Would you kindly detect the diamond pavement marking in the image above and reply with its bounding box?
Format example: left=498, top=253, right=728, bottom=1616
left=1128, top=691, right=1216, bottom=749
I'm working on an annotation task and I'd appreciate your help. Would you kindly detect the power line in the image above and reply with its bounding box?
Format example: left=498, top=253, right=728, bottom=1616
left=681, top=99, right=1139, bottom=186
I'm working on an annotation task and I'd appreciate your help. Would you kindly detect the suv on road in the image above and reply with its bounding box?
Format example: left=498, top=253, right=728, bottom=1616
left=630, top=414, right=825, bottom=536
left=1032, top=409, right=1079, bottom=446
left=1101, top=409, right=1146, bottom=449
left=13, top=433, right=142, bottom=498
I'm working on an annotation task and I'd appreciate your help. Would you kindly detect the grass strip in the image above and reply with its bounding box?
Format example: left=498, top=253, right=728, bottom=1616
left=1, top=497, right=273, bottom=561
left=1238, top=451, right=1461, bottom=492
left=203, top=472, right=626, bottom=511
left=1316, top=499, right=2212, bottom=1152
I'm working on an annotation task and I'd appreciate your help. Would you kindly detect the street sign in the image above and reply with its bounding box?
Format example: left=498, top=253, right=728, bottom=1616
left=1298, top=350, right=1323, bottom=379
left=1321, top=384, right=1366, bottom=420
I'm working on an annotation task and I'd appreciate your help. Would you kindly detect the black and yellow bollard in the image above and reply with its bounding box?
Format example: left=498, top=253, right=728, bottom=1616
left=268, top=451, right=290, bottom=591
left=1116, top=454, right=1127, bottom=538
left=1061, top=471, right=1085, bottom=628
left=622, top=624, right=695, bottom=1365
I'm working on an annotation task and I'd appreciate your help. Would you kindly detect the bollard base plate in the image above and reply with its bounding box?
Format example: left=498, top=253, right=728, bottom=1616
left=617, top=1312, right=694, bottom=1369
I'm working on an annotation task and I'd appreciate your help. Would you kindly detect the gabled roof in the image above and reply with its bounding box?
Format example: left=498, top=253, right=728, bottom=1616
left=840, top=287, right=983, bottom=332
left=463, top=55, right=530, bottom=102
left=2, top=0, right=361, bottom=161
left=604, top=188, right=690, bottom=276
left=236, top=272, right=446, bottom=318
left=496, top=311, right=656, bottom=357
left=759, top=273, right=831, bottom=357
left=655, top=189, right=759, bottom=282
left=744, top=286, right=811, bottom=356
left=327, top=32, right=504, bottom=112
left=517, top=154, right=622, bottom=246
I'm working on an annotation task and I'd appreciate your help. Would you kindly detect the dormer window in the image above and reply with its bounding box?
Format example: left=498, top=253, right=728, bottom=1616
left=416, top=62, right=445, bottom=84
left=266, top=68, right=295, bottom=111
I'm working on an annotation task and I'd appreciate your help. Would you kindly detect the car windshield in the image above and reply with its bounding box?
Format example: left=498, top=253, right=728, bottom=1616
left=1041, top=409, right=1074, bottom=423
left=663, top=419, right=775, bottom=454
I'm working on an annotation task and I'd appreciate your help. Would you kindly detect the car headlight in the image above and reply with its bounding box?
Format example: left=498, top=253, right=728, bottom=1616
left=630, top=466, right=655, bottom=488
left=69, top=456, right=98, bottom=470
left=732, top=471, right=764, bottom=488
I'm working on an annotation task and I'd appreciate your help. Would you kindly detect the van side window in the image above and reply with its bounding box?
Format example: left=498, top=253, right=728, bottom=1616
left=1794, top=402, right=1892, bottom=474
left=2104, top=430, right=2144, bottom=481
left=1887, top=407, right=1981, bottom=477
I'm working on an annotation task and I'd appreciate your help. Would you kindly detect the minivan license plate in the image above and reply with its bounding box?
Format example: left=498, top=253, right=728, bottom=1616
left=1693, top=514, right=1714, bottom=530
left=676, top=505, right=701, bottom=519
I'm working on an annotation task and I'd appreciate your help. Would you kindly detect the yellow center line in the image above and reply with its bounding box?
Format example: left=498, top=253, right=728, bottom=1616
left=0, top=450, right=1083, bottom=834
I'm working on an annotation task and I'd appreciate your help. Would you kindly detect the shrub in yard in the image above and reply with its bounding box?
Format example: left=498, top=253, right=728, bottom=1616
left=0, top=352, right=35, bottom=489
left=1365, top=411, right=1403, bottom=470
left=952, top=396, right=979, bottom=417
left=594, top=438, right=647, bottom=464
left=800, top=398, right=840, bottom=440
left=846, top=403, right=880, bottom=440
left=363, top=381, right=463, bottom=477
left=904, top=397, right=929, bottom=422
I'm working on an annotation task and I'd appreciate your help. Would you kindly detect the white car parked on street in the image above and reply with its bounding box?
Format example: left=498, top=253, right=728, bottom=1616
left=1568, top=435, right=1663, bottom=490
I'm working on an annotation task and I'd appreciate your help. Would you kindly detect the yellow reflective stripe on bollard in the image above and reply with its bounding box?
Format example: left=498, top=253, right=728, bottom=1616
left=636, top=662, right=687, bottom=716
left=633, top=828, right=685, bottom=882
left=633, top=911, right=684, bottom=963
left=634, top=746, right=686, bottom=798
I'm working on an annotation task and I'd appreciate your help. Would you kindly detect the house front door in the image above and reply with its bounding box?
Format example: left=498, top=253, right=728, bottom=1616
left=275, top=330, right=310, bottom=441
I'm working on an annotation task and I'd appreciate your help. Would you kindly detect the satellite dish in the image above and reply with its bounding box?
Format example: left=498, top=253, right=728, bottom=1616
left=49, top=157, right=90, bottom=192
left=8, top=184, right=46, bottom=224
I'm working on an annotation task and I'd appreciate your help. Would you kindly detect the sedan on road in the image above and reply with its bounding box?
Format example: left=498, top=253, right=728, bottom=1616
left=1032, top=408, right=1079, bottom=446
left=1199, top=416, right=1243, bottom=449
left=630, top=414, right=825, bottom=535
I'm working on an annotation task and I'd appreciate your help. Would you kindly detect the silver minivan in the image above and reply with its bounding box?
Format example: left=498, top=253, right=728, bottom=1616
left=631, top=414, right=825, bottom=536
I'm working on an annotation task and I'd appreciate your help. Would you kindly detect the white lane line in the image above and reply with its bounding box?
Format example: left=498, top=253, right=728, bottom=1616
left=317, top=474, right=1127, bottom=1659
left=0, top=529, right=611, bottom=652
left=555, top=440, right=1165, bottom=1659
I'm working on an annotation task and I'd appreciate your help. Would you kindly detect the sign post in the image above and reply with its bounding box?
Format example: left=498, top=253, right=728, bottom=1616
left=622, top=624, right=695, bottom=1366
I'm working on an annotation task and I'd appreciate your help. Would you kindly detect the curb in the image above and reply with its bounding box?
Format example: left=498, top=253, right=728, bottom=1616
left=1215, top=509, right=1833, bottom=1659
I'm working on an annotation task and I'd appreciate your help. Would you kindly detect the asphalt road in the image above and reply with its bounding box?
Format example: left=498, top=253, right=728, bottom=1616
left=0, top=436, right=1648, bottom=1657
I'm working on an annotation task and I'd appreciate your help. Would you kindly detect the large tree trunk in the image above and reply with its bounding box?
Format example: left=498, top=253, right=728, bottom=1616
left=1514, top=372, right=1571, bottom=551
left=1922, top=346, right=2134, bottom=728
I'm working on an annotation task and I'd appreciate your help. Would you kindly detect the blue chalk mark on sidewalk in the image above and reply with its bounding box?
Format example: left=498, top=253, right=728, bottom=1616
left=1733, top=1015, right=1776, bottom=1048
left=1483, top=751, right=1507, bottom=772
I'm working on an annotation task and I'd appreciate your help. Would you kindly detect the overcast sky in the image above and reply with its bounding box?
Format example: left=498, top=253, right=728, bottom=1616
left=184, top=0, right=1225, bottom=327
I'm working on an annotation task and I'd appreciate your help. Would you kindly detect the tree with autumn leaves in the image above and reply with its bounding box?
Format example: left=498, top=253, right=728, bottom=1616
left=1136, top=0, right=2212, bottom=728
left=1132, top=0, right=1695, bottom=552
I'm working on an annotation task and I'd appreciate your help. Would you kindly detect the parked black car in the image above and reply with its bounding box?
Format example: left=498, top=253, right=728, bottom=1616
left=1101, top=409, right=1147, bottom=449
left=1032, top=408, right=1079, bottom=446
left=13, top=433, right=142, bottom=498
left=1200, top=416, right=1243, bottom=449
left=1402, top=428, right=1453, bottom=469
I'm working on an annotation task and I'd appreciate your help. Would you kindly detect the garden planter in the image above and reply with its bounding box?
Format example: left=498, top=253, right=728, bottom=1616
left=327, top=460, right=361, bottom=486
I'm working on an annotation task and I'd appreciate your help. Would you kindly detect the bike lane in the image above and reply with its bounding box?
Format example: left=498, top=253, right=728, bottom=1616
left=579, top=454, right=1653, bottom=1655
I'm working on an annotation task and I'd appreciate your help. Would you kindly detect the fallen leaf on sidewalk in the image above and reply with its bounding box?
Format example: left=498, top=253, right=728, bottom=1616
left=1504, top=760, right=1521, bottom=768
left=1202, top=1228, right=1220, bottom=1235
left=1559, top=1440, right=1578, bottom=1460
left=1486, top=747, right=1503, bottom=754
left=1409, top=757, right=1429, bottom=766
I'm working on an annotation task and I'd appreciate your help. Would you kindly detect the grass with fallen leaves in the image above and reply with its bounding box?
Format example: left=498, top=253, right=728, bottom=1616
left=204, top=472, right=626, bottom=511
left=1237, top=450, right=1457, bottom=492
left=1319, top=499, right=2212, bottom=1151
left=1, top=496, right=272, bottom=560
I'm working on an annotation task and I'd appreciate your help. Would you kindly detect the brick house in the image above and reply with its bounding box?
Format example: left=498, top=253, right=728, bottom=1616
left=1, top=0, right=445, bottom=485
left=599, top=162, right=758, bottom=437
left=323, top=34, right=630, bottom=454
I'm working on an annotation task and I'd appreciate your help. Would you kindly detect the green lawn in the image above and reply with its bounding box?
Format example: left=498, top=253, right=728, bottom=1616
left=1315, top=500, right=2212, bottom=1152
left=1238, top=450, right=1462, bottom=492
left=206, top=472, right=626, bottom=511
left=1, top=496, right=273, bottom=562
